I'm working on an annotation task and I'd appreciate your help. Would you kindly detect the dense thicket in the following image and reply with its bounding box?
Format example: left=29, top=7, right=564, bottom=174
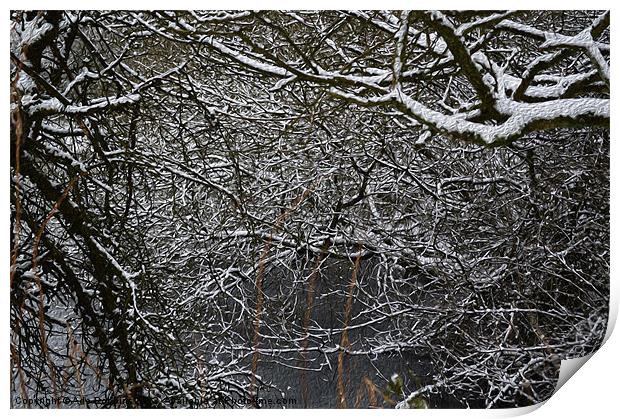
left=10, top=10, right=609, bottom=408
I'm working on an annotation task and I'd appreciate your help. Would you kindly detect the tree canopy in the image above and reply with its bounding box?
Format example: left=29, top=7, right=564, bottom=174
left=10, top=10, right=609, bottom=408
